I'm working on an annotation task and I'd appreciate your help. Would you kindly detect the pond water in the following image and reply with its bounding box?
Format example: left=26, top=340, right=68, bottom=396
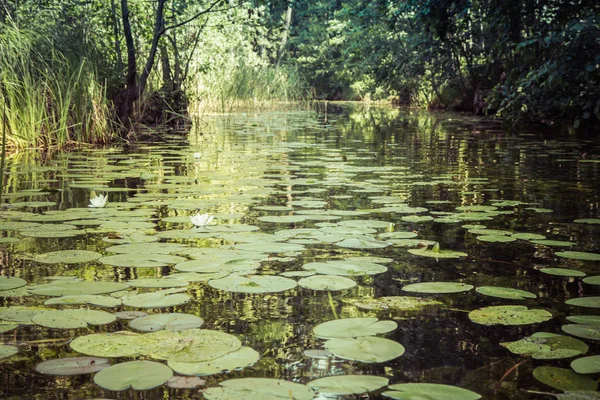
left=0, top=103, right=599, bottom=399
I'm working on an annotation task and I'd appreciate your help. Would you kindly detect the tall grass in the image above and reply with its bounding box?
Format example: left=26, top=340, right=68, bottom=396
left=0, top=23, right=112, bottom=149
left=189, top=59, right=307, bottom=114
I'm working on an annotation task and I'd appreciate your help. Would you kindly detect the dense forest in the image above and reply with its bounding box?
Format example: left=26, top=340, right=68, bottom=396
left=0, top=0, right=598, bottom=148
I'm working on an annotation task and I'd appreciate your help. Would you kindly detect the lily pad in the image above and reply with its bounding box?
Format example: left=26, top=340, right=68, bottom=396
left=571, top=355, right=600, bottom=374
left=533, top=366, right=597, bottom=391
left=574, top=219, right=600, bottom=225
left=209, top=275, right=297, bottom=293
left=36, top=357, right=111, bottom=375
left=541, top=268, right=586, bottom=277
left=168, top=347, right=259, bottom=376
left=348, top=296, right=443, bottom=311
left=70, top=331, right=141, bottom=357
left=129, top=313, right=204, bottom=332
left=476, top=286, right=537, bottom=300
left=500, top=332, right=588, bottom=359
left=313, top=317, right=397, bottom=339
left=32, top=309, right=116, bottom=329
left=44, top=295, right=122, bottom=308
left=204, top=378, right=314, bottom=400
left=531, top=240, right=577, bottom=247
left=512, top=232, right=547, bottom=240
left=27, top=281, right=128, bottom=296
left=324, top=336, right=405, bottom=363
left=383, top=383, right=481, bottom=400
left=302, top=260, right=387, bottom=276
left=407, top=249, right=468, bottom=259
left=402, top=282, right=473, bottom=294
left=562, top=324, right=600, bottom=341
left=0, top=276, right=27, bottom=291
left=0, top=306, right=47, bottom=324
left=33, top=250, right=102, bottom=264
left=142, top=329, right=242, bottom=362
left=582, top=276, right=600, bottom=285
left=298, top=275, right=356, bottom=291
left=469, top=305, right=553, bottom=326
left=126, top=279, right=189, bottom=288
left=307, top=375, right=388, bottom=395
left=99, top=253, right=187, bottom=268
left=93, top=360, right=173, bottom=391
left=0, top=345, right=18, bottom=359
left=122, top=290, right=190, bottom=308
left=566, top=297, right=600, bottom=308
left=477, top=234, right=517, bottom=243
left=567, top=316, right=600, bottom=326
left=556, top=252, right=600, bottom=261
left=334, top=237, right=392, bottom=249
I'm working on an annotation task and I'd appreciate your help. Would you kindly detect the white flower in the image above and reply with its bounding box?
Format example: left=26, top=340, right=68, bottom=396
left=193, top=152, right=202, bottom=159
left=88, top=194, right=108, bottom=208
left=189, top=212, right=214, bottom=227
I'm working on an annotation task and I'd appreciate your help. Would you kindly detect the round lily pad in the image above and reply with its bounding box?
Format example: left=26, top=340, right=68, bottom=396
left=574, top=219, right=600, bottom=225
left=512, top=232, right=546, bottom=240
left=531, top=240, right=577, bottom=247
left=337, top=219, right=393, bottom=229
left=36, top=357, right=111, bottom=375
left=477, top=235, right=517, bottom=243
left=27, top=281, right=128, bottom=296
left=168, top=347, right=259, bottom=376
left=567, top=315, right=600, bottom=326
left=105, top=243, right=188, bottom=254
left=324, top=336, right=404, bottom=363
left=208, top=275, right=297, bottom=293
left=562, top=324, right=600, bottom=341
left=0, top=306, right=47, bottom=324
left=407, top=249, right=468, bottom=258
left=298, top=275, right=356, bottom=291
left=313, top=317, right=397, bottom=339
left=129, top=313, right=204, bottom=332
left=302, top=260, right=387, bottom=276
left=122, top=290, right=190, bottom=308
left=582, top=276, right=600, bottom=285
left=307, top=375, right=389, bottom=395
left=99, top=253, right=187, bottom=268
left=0, top=323, right=18, bottom=333
left=115, top=311, right=148, bottom=320
left=334, top=237, right=392, bottom=249
left=0, top=276, right=27, bottom=291
left=126, top=279, right=189, bottom=288
left=566, top=297, right=600, bottom=308
left=70, top=331, right=141, bottom=357
left=383, top=383, right=481, bottom=400
left=402, top=282, right=473, bottom=294
left=44, top=295, right=121, bottom=308
left=571, top=355, right=600, bottom=374
left=556, top=252, right=600, bottom=261
left=32, top=309, right=116, bottom=329
left=469, top=305, right=553, bottom=326
left=500, top=332, right=588, bottom=359
left=93, top=360, right=173, bottom=391
left=0, top=345, right=18, bottom=359
left=541, top=268, right=586, bottom=277
left=33, top=250, right=102, bottom=264
left=476, top=286, right=537, bottom=300
left=204, top=378, right=314, bottom=400
left=349, top=296, right=443, bottom=311
left=533, top=366, right=597, bottom=391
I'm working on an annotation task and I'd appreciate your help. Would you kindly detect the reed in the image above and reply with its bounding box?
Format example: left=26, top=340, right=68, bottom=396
left=0, top=23, right=112, bottom=150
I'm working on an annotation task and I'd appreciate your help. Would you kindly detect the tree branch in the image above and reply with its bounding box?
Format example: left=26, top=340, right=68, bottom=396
left=161, top=0, right=235, bottom=34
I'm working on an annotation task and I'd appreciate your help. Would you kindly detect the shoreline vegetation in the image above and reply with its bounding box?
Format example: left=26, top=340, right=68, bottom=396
left=0, top=0, right=598, bottom=150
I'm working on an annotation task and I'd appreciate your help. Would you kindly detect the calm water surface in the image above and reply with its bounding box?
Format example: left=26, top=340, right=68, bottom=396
left=0, top=103, right=599, bottom=399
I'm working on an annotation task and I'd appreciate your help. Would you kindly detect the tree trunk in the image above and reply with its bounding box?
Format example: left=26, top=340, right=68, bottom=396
left=276, top=0, right=293, bottom=67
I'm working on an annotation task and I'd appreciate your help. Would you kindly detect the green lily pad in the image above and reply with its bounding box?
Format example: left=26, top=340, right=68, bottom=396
left=234, top=242, right=305, bottom=253
left=337, top=219, right=393, bottom=229
left=168, top=347, right=259, bottom=376
left=142, top=329, right=242, bottom=362
left=512, top=232, right=547, bottom=240
left=541, top=268, right=586, bottom=277
left=129, top=313, right=204, bottom=332
left=33, top=250, right=102, bottom=264
left=324, top=336, right=404, bottom=363
left=122, top=290, right=190, bottom=308
left=298, top=275, right=356, bottom=291
left=407, top=249, right=468, bottom=259
left=0, top=323, right=18, bottom=333
left=562, top=324, right=600, bottom=341
left=302, top=260, right=387, bottom=276
left=476, top=286, right=537, bottom=300
left=27, top=281, right=128, bottom=296
left=556, top=252, right=600, bottom=261
left=500, top=332, right=588, bottom=359
left=313, top=317, right=397, bottom=339
left=258, top=215, right=307, bottom=224
left=208, top=275, right=297, bottom=293
left=402, top=282, right=473, bottom=294
left=533, top=366, right=597, bottom=391
left=99, top=253, right=187, bottom=268
left=571, top=355, right=600, bottom=374
left=582, top=276, right=600, bottom=285
left=307, top=375, right=388, bottom=395
left=105, top=243, right=188, bottom=254
left=126, top=279, right=189, bottom=288
left=477, top=235, right=517, bottom=243
left=93, top=360, right=173, bottom=391
left=531, top=240, right=577, bottom=247
left=383, top=383, right=481, bottom=399
left=566, top=297, right=600, bottom=308
left=556, top=392, right=600, bottom=400
left=44, top=295, right=122, bottom=308
left=574, top=219, right=600, bottom=225
left=0, top=276, right=27, bottom=291
left=36, top=357, right=111, bottom=375
left=334, top=237, right=392, bottom=249
left=401, top=215, right=433, bottom=223
left=469, top=305, right=553, bottom=326
left=0, top=345, right=18, bottom=359
left=204, top=378, right=314, bottom=400
left=0, top=306, right=47, bottom=324
left=70, top=331, right=141, bottom=357
left=348, top=296, right=443, bottom=311
left=567, top=316, right=600, bottom=326
left=32, top=309, right=116, bottom=329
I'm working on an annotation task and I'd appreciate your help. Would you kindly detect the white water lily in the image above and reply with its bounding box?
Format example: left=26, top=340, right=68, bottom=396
left=193, top=152, right=202, bottom=159
left=88, top=194, right=108, bottom=208
left=189, top=212, right=214, bottom=227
